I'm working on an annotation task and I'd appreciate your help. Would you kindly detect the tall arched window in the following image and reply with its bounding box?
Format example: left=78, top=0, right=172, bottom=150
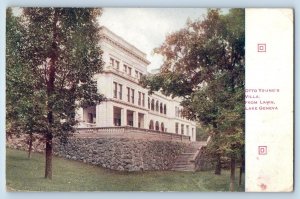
left=160, top=103, right=163, bottom=113
left=161, top=122, right=164, bottom=132
left=155, top=121, right=159, bottom=131
left=156, top=101, right=159, bottom=112
left=164, top=104, right=167, bottom=114
left=148, top=97, right=150, bottom=109
left=151, top=99, right=155, bottom=110
left=149, top=120, right=154, bottom=130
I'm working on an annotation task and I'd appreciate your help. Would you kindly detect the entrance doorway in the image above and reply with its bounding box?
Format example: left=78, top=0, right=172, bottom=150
left=113, top=106, right=122, bottom=126
left=127, top=110, right=134, bottom=126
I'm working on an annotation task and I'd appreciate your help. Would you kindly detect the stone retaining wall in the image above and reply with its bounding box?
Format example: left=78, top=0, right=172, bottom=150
left=54, top=137, right=186, bottom=171
left=7, top=134, right=187, bottom=171
left=6, top=134, right=45, bottom=153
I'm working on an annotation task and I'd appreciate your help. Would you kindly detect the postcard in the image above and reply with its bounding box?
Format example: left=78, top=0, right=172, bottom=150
left=5, top=8, right=294, bottom=192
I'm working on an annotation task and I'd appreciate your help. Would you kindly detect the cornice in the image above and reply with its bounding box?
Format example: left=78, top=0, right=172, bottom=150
left=100, top=34, right=151, bottom=65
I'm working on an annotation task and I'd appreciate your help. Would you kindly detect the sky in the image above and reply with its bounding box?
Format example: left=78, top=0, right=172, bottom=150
left=11, top=8, right=227, bottom=72
left=98, top=8, right=208, bottom=72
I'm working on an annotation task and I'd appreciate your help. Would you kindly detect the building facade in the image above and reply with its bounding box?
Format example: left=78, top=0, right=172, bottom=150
left=76, top=27, right=196, bottom=141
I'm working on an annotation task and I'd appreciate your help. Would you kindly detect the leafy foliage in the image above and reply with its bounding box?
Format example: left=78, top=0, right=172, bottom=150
left=7, top=8, right=104, bottom=137
left=141, top=8, right=245, bottom=175
left=6, top=8, right=105, bottom=178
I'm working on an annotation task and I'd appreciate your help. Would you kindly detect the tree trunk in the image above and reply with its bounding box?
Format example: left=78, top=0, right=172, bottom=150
left=44, top=8, right=58, bottom=180
left=28, top=133, right=33, bottom=159
left=44, top=133, right=53, bottom=179
left=230, top=157, right=236, bottom=191
left=239, top=165, right=242, bottom=187
left=214, top=153, right=221, bottom=175
left=239, top=155, right=245, bottom=187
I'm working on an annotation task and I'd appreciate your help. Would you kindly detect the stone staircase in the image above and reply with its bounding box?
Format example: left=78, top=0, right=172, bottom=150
left=172, top=141, right=207, bottom=171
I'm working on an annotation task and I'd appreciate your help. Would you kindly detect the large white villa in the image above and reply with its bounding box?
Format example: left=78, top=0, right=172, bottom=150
left=76, top=27, right=196, bottom=141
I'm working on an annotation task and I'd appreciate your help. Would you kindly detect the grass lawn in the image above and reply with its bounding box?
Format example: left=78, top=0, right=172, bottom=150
left=6, top=148, right=245, bottom=192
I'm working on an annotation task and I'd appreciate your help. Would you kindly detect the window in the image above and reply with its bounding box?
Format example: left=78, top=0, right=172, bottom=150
left=110, top=58, right=114, bottom=67
left=138, top=91, right=141, bottom=106
left=115, top=60, right=120, bottom=70
left=135, top=70, right=139, bottom=78
left=124, top=64, right=127, bottom=73
left=149, top=120, right=154, bottom=130
left=155, top=121, right=160, bottom=131
left=88, top=113, right=93, bottom=123
left=114, top=118, right=121, bottom=126
left=164, top=104, right=167, bottom=114
left=110, top=57, right=120, bottom=70
left=131, top=89, right=135, bottom=104
left=186, top=125, right=189, bottom=136
left=151, top=99, right=155, bottom=110
left=175, top=106, right=178, bottom=117
left=156, top=101, right=159, bottom=112
left=128, top=67, right=132, bottom=76
left=192, top=128, right=194, bottom=138
left=139, top=72, right=143, bottom=80
left=161, top=122, right=164, bottom=132
left=142, top=93, right=145, bottom=107
left=128, top=120, right=133, bottom=126
left=113, top=82, right=117, bottom=98
left=181, top=124, right=184, bottom=135
left=175, top=123, right=179, bottom=134
left=118, top=84, right=122, bottom=100
left=148, top=98, right=150, bottom=109
left=127, top=87, right=130, bottom=102
left=160, top=103, right=163, bottom=113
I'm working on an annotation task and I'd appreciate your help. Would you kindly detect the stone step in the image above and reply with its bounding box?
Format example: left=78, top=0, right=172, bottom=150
left=171, top=141, right=206, bottom=172
left=174, top=159, right=192, bottom=162
left=172, top=167, right=195, bottom=171
left=173, top=163, right=194, bottom=166
left=178, top=156, right=194, bottom=159
left=175, top=158, right=193, bottom=162
left=174, top=159, right=193, bottom=163
left=173, top=161, right=194, bottom=164
left=172, top=165, right=195, bottom=169
left=181, top=152, right=195, bottom=155
left=173, top=165, right=194, bottom=168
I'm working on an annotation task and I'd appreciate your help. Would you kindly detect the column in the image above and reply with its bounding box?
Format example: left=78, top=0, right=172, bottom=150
left=76, top=107, right=84, bottom=122
left=121, top=108, right=127, bottom=126
left=144, top=112, right=149, bottom=129
left=76, top=107, right=84, bottom=127
left=95, top=105, right=100, bottom=127
left=96, top=102, right=111, bottom=127
left=133, top=111, right=138, bottom=127
left=106, top=102, right=114, bottom=127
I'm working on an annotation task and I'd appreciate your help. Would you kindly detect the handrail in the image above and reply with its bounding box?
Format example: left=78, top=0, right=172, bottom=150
left=191, top=136, right=212, bottom=162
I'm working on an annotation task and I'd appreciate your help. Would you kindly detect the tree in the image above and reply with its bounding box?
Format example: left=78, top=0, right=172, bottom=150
left=6, top=8, right=37, bottom=158
left=141, top=9, right=245, bottom=191
left=6, top=8, right=105, bottom=179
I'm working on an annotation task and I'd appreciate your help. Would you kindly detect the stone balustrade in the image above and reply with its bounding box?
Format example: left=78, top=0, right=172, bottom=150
left=76, top=126, right=191, bottom=142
